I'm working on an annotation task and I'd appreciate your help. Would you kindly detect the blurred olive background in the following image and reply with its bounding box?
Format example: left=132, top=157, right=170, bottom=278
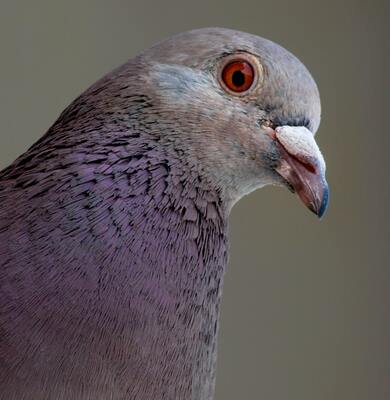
left=0, top=1, right=388, bottom=399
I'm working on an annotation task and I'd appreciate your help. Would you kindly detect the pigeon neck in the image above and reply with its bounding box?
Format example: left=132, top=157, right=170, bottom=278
left=64, top=139, right=229, bottom=398
left=104, top=150, right=229, bottom=399
left=5, top=118, right=230, bottom=399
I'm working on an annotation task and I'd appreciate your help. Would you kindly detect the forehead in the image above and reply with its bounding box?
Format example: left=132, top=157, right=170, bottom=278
left=145, top=28, right=272, bottom=65
left=145, top=28, right=304, bottom=69
left=144, top=28, right=321, bottom=133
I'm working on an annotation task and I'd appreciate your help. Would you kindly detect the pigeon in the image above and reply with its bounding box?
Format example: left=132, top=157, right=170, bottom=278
left=0, top=28, right=328, bottom=400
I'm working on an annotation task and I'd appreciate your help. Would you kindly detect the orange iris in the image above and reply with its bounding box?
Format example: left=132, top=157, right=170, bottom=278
left=221, top=60, right=255, bottom=93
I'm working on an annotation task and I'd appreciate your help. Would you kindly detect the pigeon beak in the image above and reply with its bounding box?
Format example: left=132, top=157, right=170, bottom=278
left=273, top=126, right=329, bottom=218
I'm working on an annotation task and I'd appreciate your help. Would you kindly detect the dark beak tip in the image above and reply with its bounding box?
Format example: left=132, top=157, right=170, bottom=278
left=316, top=183, right=329, bottom=219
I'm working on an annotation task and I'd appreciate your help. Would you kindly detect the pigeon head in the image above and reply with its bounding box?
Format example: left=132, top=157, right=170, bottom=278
left=135, top=27, right=328, bottom=216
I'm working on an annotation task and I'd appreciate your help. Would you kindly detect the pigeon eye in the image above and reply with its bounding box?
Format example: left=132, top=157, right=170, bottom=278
left=220, top=59, right=255, bottom=93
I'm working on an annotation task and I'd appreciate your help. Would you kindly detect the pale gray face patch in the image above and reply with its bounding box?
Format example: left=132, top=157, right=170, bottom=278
left=148, top=63, right=243, bottom=120
left=150, top=64, right=213, bottom=96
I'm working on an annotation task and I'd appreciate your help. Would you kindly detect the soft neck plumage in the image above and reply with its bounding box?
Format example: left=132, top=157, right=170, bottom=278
left=1, top=110, right=229, bottom=399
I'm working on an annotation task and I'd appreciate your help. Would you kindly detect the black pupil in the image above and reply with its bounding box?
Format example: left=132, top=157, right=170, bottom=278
left=232, top=70, right=245, bottom=87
